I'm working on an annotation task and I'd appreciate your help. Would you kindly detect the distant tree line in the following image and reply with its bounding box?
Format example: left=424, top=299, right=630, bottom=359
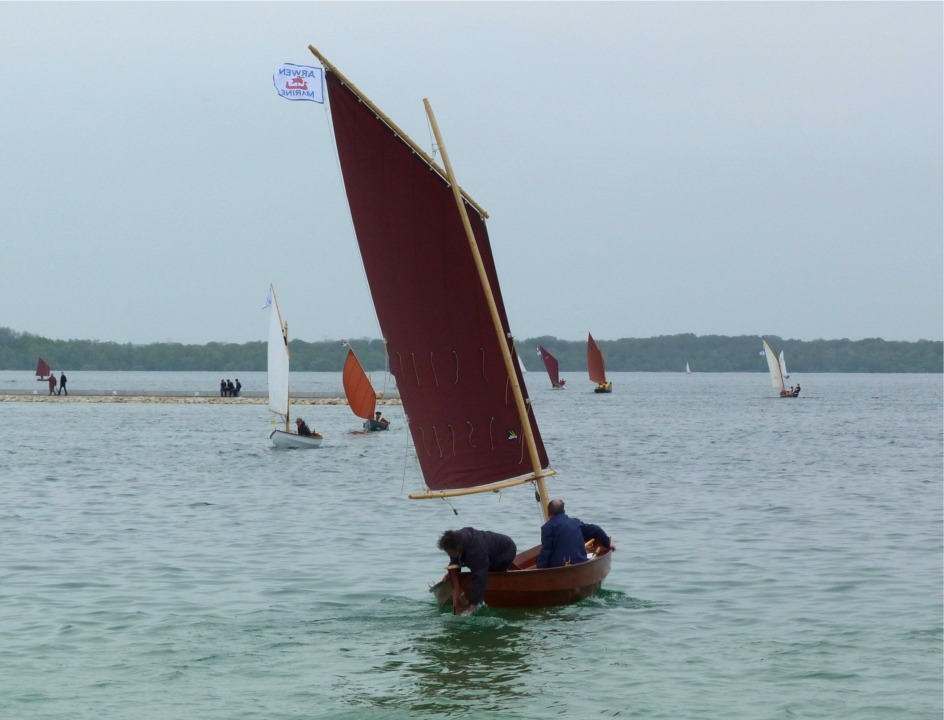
left=0, top=328, right=940, bottom=373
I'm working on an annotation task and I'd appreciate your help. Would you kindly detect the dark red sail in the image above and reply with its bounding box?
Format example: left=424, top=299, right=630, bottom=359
left=538, top=346, right=561, bottom=387
left=35, top=357, right=50, bottom=379
left=587, top=333, right=607, bottom=385
left=325, top=71, right=548, bottom=492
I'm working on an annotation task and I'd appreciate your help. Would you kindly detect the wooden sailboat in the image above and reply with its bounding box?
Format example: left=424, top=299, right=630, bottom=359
left=311, top=44, right=612, bottom=610
left=761, top=336, right=799, bottom=398
left=537, top=346, right=566, bottom=388
left=267, top=284, right=323, bottom=448
left=587, top=333, right=613, bottom=393
left=35, top=357, right=51, bottom=381
left=342, top=343, right=389, bottom=431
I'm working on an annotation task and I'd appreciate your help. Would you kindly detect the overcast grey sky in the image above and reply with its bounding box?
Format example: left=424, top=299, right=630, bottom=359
left=2, top=1, right=941, bottom=345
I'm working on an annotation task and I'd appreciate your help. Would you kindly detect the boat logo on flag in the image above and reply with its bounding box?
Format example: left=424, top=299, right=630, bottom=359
left=273, top=63, right=324, bottom=103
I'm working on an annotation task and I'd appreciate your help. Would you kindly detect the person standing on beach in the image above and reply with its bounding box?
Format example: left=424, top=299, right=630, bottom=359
left=234, top=379, right=242, bottom=397
left=57, top=372, right=67, bottom=396
left=220, top=379, right=226, bottom=397
left=48, top=374, right=57, bottom=395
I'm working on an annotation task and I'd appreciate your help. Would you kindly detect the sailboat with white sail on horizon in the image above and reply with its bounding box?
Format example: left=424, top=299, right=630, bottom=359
left=762, top=336, right=800, bottom=398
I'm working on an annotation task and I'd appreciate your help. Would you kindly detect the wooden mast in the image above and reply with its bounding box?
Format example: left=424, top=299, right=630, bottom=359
left=282, top=317, right=291, bottom=433
left=271, top=284, right=291, bottom=433
left=423, top=99, right=552, bottom=523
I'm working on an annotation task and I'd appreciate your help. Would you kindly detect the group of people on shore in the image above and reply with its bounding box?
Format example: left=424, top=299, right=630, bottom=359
left=219, top=378, right=242, bottom=397
left=437, top=498, right=613, bottom=614
left=47, top=372, right=67, bottom=396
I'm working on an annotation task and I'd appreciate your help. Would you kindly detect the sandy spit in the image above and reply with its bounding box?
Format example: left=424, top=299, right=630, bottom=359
left=0, top=394, right=402, bottom=406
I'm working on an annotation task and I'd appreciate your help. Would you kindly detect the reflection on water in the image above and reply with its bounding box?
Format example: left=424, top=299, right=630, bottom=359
left=404, top=617, right=535, bottom=714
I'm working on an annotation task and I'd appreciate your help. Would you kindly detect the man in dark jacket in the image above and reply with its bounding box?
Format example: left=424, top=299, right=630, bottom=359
left=536, top=499, right=612, bottom=569
left=437, top=527, right=517, bottom=612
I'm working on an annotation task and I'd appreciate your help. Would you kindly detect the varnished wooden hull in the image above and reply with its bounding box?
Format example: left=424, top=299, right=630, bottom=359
left=430, top=544, right=613, bottom=609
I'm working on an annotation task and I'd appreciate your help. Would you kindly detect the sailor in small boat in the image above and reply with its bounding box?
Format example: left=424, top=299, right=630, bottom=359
left=793, top=383, right=801, bottom=397
left=295, top=417, right=314, bottom=437
left=537, top=499, right=612, bottom=569
left=437, top=528, right=517, bottom=613
left=373, top=411, right=389, bottom=428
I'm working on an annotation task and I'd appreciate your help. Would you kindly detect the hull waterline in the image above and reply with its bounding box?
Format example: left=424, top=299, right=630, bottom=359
left=270, top=429, right=323, bottom=449
left=430, top=544, right=613, bottom=609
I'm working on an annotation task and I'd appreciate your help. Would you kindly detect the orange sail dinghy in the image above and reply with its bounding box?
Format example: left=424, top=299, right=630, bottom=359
left=342, top=345, right=389, bottom=431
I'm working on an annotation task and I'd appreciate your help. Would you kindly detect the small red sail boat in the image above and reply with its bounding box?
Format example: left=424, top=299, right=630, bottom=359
left=342, top=344, right=388, bottom=431
left=35, top=357, right=51, bottom=381
left=311, top=44, right=612, bottom=611
left=537, top=346, right=566, bottom=389
left=587, top=333, right=613, bottom=393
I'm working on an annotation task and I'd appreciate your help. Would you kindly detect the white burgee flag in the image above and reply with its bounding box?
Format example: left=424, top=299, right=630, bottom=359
left=273, top=63, right=324, bottom=103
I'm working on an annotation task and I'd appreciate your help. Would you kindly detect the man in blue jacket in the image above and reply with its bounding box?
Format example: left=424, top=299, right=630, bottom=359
left=537, top=499, right=612, bottom=569
left=437, top=527, right=517, bottom=612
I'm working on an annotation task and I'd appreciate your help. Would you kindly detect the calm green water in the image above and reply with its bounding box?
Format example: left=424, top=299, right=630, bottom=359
left=1, top=372, right=941, bottom=719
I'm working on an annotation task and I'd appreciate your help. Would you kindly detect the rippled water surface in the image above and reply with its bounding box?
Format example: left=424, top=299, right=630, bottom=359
left=1, top=372, right=941, bottom=719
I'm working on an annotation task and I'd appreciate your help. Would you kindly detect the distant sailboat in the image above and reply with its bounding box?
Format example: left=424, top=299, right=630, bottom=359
left=686, top=362, right=691, bottom=375
left=587, top=333, right=613, bottom=393
left=267, top=285, right=323, bottom=448
left=779, top=350, right=790, bottom=379
left=35, top=357, right=51, bottom=381
left=342, top=343, right=389, bottom=431
left=761, top=337, right=799, bottom=398
left=537, top=346, right=566, bottom=388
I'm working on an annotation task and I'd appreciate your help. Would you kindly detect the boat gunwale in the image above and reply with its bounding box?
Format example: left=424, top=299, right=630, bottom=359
left=430, top=545, right=613, bottom=608
left=270, top=428, right=323, bottom=448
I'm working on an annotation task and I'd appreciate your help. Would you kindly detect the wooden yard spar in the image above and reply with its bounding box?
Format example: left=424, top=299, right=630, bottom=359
left=422, top=98, right=551, bottom=519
